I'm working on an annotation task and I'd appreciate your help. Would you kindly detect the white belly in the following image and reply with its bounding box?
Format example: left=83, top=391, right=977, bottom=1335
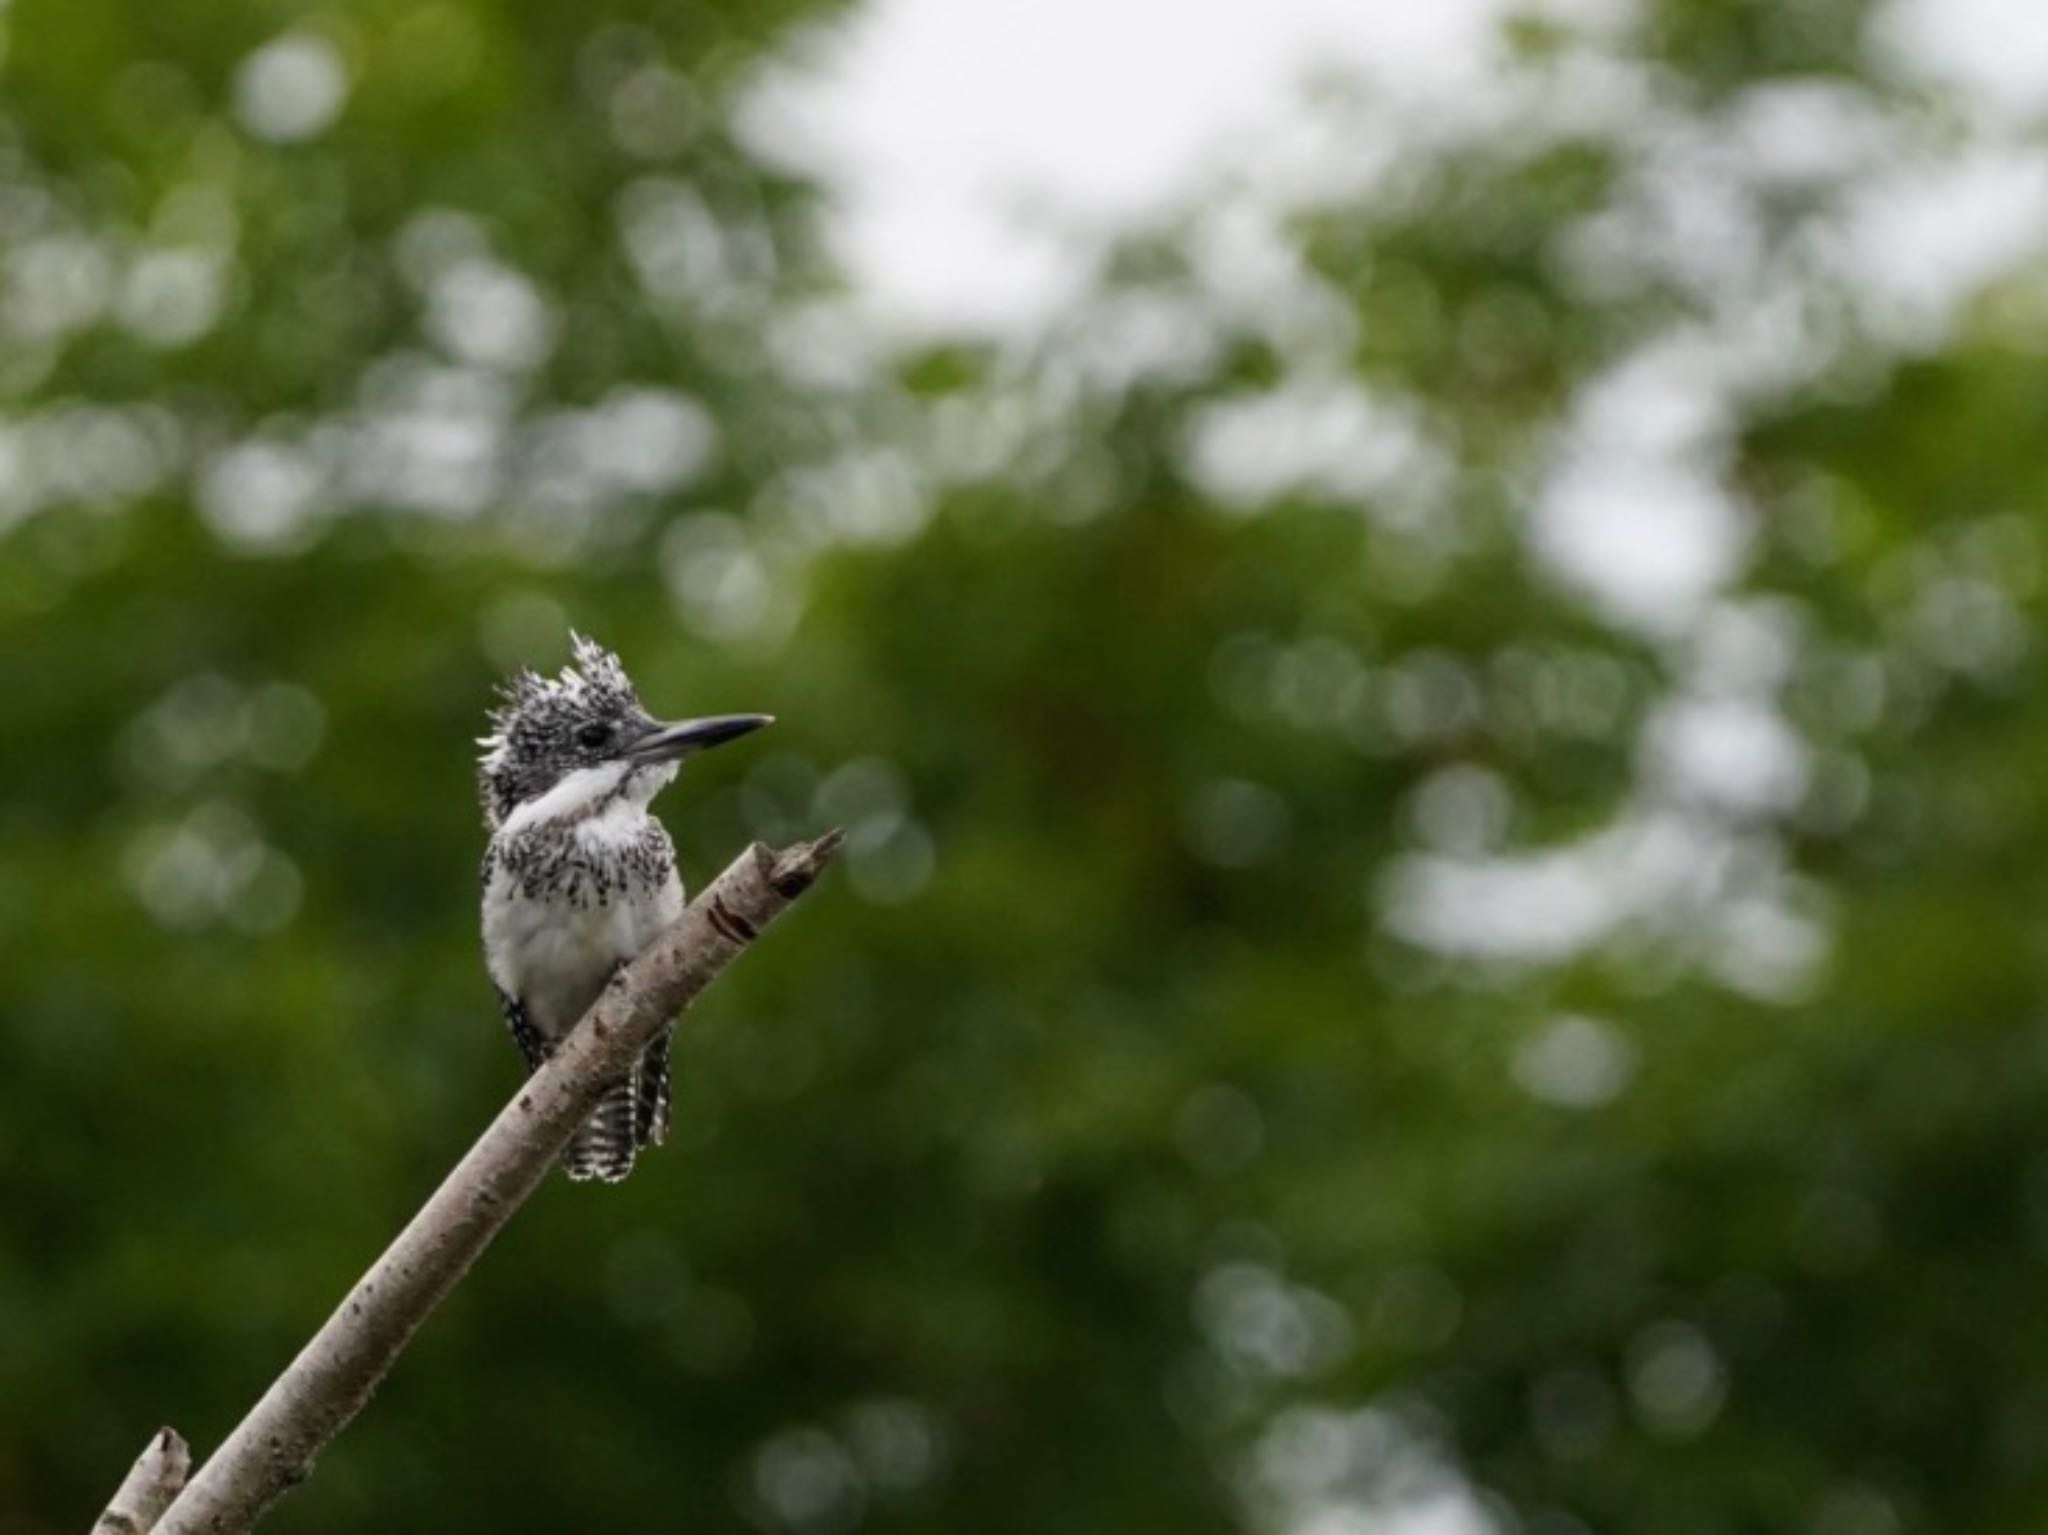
left=483, top=863, right=684, bottom=1037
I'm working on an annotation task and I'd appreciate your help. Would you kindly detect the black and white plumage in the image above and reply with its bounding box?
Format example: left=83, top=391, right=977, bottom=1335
left=478, top=633, right=770, bottom=1183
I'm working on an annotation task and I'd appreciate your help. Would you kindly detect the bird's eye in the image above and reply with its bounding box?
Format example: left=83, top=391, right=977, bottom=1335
left=576, top=722, right=613, bottom=750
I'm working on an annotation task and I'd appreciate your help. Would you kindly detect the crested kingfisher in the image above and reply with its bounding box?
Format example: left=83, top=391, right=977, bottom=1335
left=477, top=634, right=771, bottom=1182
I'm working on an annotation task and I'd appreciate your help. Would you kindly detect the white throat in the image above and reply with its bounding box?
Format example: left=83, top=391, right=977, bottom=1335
left=497, top=760, right=677, bottom=838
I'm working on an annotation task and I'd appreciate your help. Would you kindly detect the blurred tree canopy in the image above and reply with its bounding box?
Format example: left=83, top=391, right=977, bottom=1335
left=8, top=0, right=2048, bottom=1532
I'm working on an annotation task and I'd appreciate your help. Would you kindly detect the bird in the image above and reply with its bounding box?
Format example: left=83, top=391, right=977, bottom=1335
left=477, top=633, right=771, bottom=1182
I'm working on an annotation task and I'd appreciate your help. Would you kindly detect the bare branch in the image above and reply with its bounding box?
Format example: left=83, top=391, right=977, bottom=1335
left=92, top=1427, right=188, bottom=1535
left=139, top=833, right=841, bottom=1535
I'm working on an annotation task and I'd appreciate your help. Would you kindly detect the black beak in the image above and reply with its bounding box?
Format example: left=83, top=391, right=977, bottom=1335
left=626, top=713, right=774, bottom=764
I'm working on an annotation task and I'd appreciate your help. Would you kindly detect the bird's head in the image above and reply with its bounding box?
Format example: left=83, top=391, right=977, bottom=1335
left=478, top=632, right=770, bottom=831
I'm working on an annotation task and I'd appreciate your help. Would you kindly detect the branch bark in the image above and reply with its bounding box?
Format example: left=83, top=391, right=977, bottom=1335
left=93, top=1428, right=189, bottom=1535
left=121, top=833, right=841, bottom=1535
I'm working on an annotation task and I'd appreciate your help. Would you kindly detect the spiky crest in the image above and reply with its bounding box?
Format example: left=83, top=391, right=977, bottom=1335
left=477, top=633, right=649, bottom=828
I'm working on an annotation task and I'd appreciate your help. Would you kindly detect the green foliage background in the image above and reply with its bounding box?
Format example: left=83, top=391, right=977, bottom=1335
left=6, top=0, right=2048, bottom=1531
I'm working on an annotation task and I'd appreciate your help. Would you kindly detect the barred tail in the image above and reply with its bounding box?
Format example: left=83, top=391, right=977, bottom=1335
left=562, top=1078, right=639, bottom=1183
left=635, top=1027, right=674, bottom=1149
